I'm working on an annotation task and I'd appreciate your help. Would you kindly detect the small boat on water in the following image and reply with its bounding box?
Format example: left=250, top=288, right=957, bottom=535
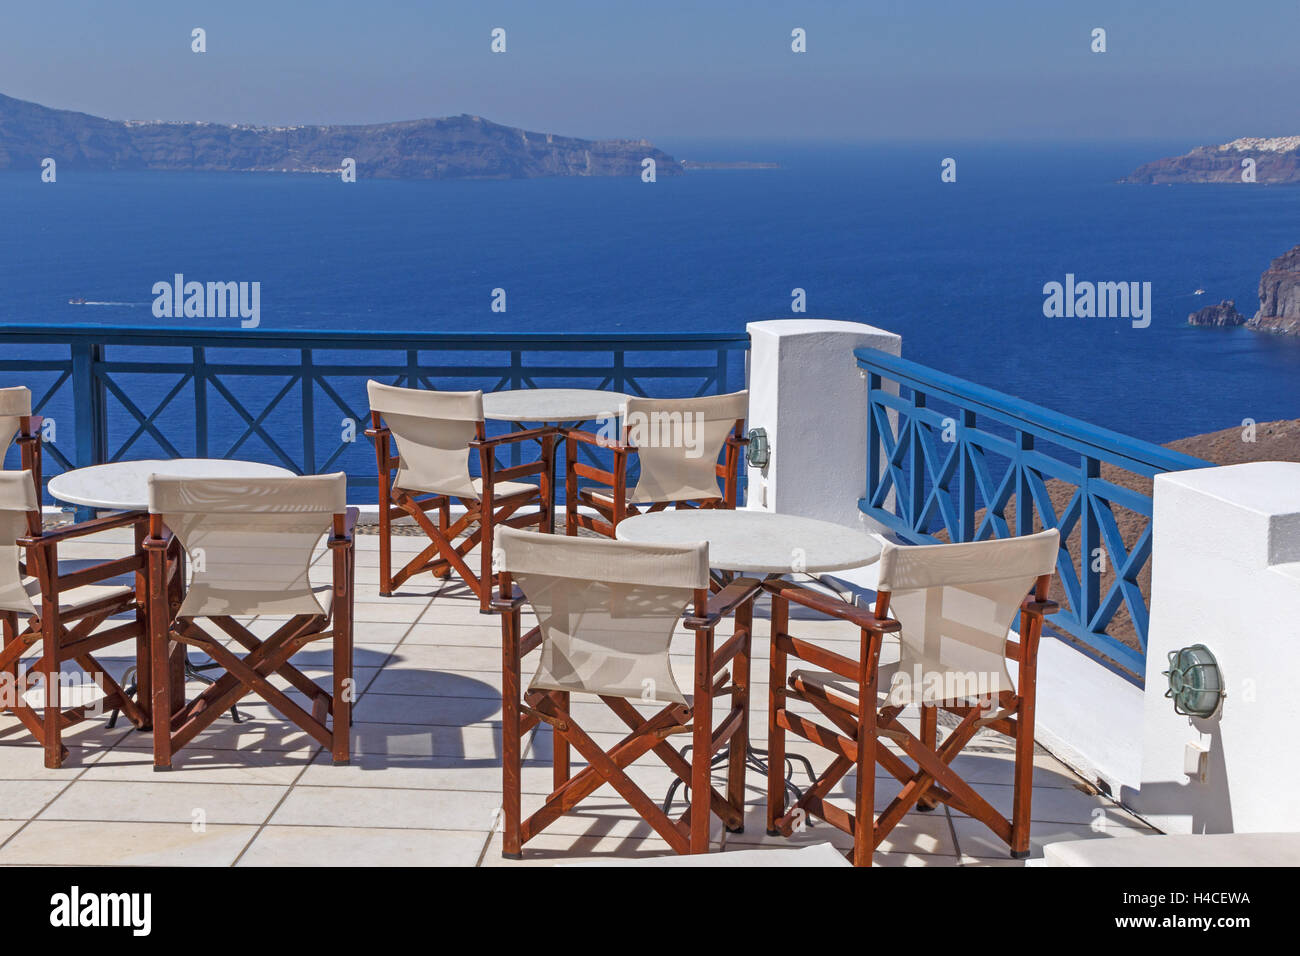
left=68, top=297, right=86, bottom=305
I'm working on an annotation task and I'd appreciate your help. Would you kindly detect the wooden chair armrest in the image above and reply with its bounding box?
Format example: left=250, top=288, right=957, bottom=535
left=470, top=426, right=558, bottom=449
left=491, top=587, right=527, bottom=613
left=1022, top=596, right=1060, bottom=615
left=329, top=507, right=360, bottom=546
left=19, top=510, right=145, bottom=547
left=683, top=577, right=761, bottom=629
left=763, top=579, right=902, bottom=633
left=142, top=527, right=175, bottom=550
left=566, top=428, right=634, bottom=454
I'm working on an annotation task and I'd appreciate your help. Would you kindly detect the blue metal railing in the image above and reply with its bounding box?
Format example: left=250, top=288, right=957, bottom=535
left=0, top=324, right=750, bottom=505
left=855, top=347, right=1206, bottom=680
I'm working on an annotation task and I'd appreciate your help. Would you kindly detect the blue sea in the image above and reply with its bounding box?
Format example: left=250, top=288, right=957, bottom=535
left=2, top=140, right=1298, bottom=459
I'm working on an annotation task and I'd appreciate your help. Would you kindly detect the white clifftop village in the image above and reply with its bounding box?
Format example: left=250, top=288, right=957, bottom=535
left=1219, top=136, right=1300, bottom=153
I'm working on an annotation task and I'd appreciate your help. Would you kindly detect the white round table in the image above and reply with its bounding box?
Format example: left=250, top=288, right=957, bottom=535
left=482, top=388, right=629, bottom=425
left=48, top=458, right=297, bottom=512
left=614, top=509, right=882, bottom=575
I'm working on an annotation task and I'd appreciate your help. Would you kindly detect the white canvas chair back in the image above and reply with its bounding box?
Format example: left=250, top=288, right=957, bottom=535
left=0, top=387, right=31, bottom=466
left=621, top=390, right=746, bottom=503
left=149, top=473, right=346, bottom=619
left=368, top=380, right=483, bottom=499
left=0, top=470, right=39, bottom=615
left=875, top=529, right=1059, bottom=707
left=497, top=526, right=709, bottom=705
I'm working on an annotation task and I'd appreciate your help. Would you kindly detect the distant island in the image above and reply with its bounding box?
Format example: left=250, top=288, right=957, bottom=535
left=1188, top=244, right=1300, bottom=335
left=1123, top=136, right=1300, bottom=184
left=0, top=93, right=681, bottom=180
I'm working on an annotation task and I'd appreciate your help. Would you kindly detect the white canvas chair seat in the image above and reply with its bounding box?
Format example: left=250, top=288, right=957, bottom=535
left=17, top=578, right=135, bottom=617
left=621, top=391, right=747, bottom=503
left=395, top=475, right=536, bottom=501
left=788, top=665, right=1017, bottom=731
left=787, top=660, right=905, bottom=707
left=21, top=679, right=110, bottom=711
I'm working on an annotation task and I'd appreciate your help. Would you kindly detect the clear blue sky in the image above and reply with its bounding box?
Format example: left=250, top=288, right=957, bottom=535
left=1, top=0, right=1296, bottom=143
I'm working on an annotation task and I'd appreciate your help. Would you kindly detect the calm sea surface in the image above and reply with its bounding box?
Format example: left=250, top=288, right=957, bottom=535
left=2, top=141, right=1298, bottom=467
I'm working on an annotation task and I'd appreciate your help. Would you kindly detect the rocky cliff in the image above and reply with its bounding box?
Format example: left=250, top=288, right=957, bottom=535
left=1122, top=137, right=1300, bottom=184
left=1188, top=300, right=1246, bottom=327
left=1247, top=245, right=1300, bottom=335
left=0, top=93, right=679, bottom=179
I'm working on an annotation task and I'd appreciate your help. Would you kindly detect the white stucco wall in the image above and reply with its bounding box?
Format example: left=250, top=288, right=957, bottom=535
left=744, top=319, right=900, bottom=535
left=1034, top=639, right=1144, bottom=796
left=1129, top=461, right=1300, bottom=833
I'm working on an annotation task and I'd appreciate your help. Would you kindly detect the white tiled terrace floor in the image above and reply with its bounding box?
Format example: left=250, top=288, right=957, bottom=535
left=0, top=526, right=1158, bottom=866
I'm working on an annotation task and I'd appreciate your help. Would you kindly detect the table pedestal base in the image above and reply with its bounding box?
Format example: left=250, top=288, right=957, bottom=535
left=661, top=743, right=817, bottom=829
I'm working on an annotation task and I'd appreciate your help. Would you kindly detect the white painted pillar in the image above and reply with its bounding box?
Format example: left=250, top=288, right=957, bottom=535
left=744, top=319, right=901, bottom=534
left=1131, top=461, right=1300, bottom=833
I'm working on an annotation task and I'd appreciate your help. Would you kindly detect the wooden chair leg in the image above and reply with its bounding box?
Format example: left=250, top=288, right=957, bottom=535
left=501, top=607, right=523, bottom=859
left=1, top=612, right=17, bottom=703
left=564, top=434, right=578, bottom=536
left=552, top=690, right=569, bottom=790
left=147, top=545, right=174, bottom=771
left=478, top=509, right=494, bottom=614
left=39, top=606, right=62, bottom=769
left=689, top=623, right=714, bottom=854
left=377, top=477, right=393, bottom=596
left=132, top=520, right=152, bottom=730
left=431, top=496, right=451, bottom=579
left=725, top=597, right=752, bottom=831
left=853, top=624, right=886, bottom=866
left=853, top=720, right=876, bottom=867
left=917, top=704, right=939, bottom=810
left=331, top=553, right=353, bottom=766
left=766, top=593, right=788, bottom=835
left=1010, top=608, right=1041, bottom=858
left=539, top=434, right=555, bottom=535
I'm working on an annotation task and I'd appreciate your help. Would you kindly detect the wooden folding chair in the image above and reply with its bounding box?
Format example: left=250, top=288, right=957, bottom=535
left=565, top=391, right=747, bottom=539
left=367, top=381, right=555, bottom=613
left=767, top=529, right=1060, bottom=865
left=1, top=386, right=44, bottom=494
left=0, top=471, right=147, bottom=768
left=144, top=473, right=355, bottom=770
left=494, top=526, right=758, bottom=858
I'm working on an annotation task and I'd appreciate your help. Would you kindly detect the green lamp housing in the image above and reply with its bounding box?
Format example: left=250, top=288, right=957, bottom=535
left=1163, top=644, right=1225, bottom=718
left=746, top=427, right=770, bottom=469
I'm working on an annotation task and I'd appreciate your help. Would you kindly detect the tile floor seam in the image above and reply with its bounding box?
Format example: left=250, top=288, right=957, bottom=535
left=219, top=596, right=428, bottom=867
left=230, top=745, right=322, bottom=866
left=0, top=734, right=127, bottom=853
left=476, top=721, right=540, bottom=867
